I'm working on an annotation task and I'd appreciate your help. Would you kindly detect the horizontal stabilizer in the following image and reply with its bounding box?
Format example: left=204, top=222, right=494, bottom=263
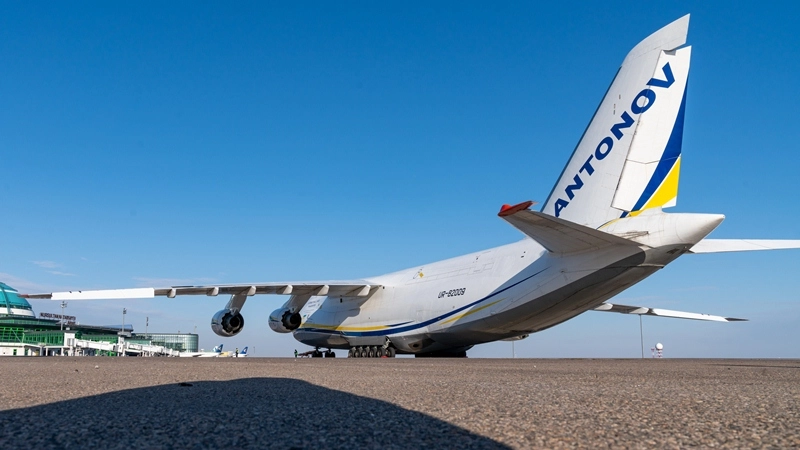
left=690, top=239, right=800, bottom=254
left=593, top=302, right=746, bottom=322
left=499, top=203, right=640, bottom=254
left=24, top=281, right=380, bottom=300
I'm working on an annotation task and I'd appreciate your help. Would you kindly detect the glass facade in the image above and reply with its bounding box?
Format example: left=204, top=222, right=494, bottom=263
left=0, top=283, right=198, bottom=355
left=0, top=326, right=25, bottom=344
left=0, top=283, right=35, bottom=316
left=0, top=317, right=197, bottom=352
left=133, top=333, right=198, bottom=352
left=23, top=330, right=66, bottom=346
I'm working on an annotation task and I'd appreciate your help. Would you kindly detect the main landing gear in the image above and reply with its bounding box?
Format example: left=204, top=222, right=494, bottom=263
left=347, top=346, right=396, bottom=358
left=300, top=347, right=336, bottom=358
left=313, top=348, right=336, bottom=358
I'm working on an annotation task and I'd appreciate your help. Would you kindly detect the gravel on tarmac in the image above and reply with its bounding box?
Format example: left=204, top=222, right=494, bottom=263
left=0, top=358, right=798, bottom=449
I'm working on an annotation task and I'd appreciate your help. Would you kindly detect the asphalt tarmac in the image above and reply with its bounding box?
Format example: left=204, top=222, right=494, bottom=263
left=0, top=358, right=797, bottom=449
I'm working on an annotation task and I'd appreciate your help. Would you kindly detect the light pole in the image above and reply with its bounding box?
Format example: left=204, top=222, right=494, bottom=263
left=119, top=307, right=128, bottom=358
left=145, top=316, right=149, bottom=338
left=60, top=301, right=67, bottom=331
left=639, top=315, right=644, bottom=359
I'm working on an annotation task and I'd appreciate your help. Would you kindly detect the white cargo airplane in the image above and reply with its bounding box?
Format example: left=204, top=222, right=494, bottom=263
left=25, top=15, right=800, bottom=357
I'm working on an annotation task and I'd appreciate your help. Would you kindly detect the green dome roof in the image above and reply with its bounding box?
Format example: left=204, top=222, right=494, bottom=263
left=0, top=282, right=34, bottom=314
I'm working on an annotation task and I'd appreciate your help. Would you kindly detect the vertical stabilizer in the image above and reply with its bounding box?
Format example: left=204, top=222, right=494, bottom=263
left=542, top=15, right=691, bottom=227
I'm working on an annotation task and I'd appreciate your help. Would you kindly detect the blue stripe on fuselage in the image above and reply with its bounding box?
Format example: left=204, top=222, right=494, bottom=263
left=298, top=267, right=549, bottom=337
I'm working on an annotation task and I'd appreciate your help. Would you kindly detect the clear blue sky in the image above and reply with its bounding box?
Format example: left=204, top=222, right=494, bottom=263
left=2, top=2, right=798, bottom=357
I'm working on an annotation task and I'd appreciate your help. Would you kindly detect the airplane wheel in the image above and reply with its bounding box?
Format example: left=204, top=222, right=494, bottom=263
left=360, top=348, right=368, bottom=358
left=386, top=347, right=396, bottom=358
left=367, top=347, right=375, bottom=358
left=377, top=348, right=386, bottom=357
left=327, top=351, right=336, bottom=358
left=348, top=348, right=355, bottom=358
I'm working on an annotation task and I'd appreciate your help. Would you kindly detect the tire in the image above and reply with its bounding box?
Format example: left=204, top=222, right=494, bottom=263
left=386, top=347, right=396, bottom=358
left=348, top=348, right=355, bottom=358
left=367, top=347, right=375, bottom=358
left=360, top=348, right=368, bottom=358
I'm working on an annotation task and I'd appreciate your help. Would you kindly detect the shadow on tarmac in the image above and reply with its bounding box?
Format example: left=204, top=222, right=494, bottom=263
left=0, top=378, right=510, bottom=449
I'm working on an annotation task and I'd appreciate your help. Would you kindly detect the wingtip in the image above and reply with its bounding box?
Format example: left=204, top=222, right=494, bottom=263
left=498, top=200, right=536, bottom=217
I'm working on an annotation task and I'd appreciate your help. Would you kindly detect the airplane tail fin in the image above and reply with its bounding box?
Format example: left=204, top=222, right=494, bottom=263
left=241, top=346, right=248, bottom=355
left=213, top=344, right=223, bottom=353
left=542, top=15, right=691, bottom=228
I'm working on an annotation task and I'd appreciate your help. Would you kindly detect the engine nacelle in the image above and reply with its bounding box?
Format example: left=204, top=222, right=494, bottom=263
left=211, top=309, right=245, bottom=337
left=268, top=308, right=302, bottom=333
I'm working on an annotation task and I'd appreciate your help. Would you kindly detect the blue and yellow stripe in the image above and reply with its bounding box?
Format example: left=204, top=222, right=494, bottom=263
left=622, top=88, right=687, bottom=218
left=298, top=268, right=548, bottom=337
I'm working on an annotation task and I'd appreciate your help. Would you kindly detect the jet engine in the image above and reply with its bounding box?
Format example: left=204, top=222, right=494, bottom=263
left=268, top=308, right=301, bottom=333
left=211, top=309, right=245, bottom=337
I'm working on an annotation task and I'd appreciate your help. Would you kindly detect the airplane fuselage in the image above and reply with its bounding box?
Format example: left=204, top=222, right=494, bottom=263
left=292, top=211, right=718, bottom=355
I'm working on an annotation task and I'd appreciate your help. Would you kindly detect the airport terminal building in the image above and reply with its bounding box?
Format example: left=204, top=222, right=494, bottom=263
left=1, top=282, right=198, bottom=356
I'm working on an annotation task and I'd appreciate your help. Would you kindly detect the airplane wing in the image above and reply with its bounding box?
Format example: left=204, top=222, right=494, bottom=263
left=592, top=302, right=747, bottom=322
left=498, top=201, right=640, bottom=254
left=690, top=239, right=800, bottom=254
left=23, top=281, right=380, bottom=300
